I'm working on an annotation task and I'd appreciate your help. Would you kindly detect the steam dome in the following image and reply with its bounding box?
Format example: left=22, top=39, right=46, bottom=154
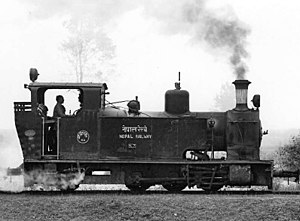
left=165, top=87, right=189, bottom=115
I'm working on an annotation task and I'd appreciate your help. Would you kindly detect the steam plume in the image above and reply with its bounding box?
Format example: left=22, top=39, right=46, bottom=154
left=203, top=17, right=250, bottom=79
left=0, top=168, right=24, bottom=192
left=0, top=130, right=24, bottom=192
left=24, top=170, right=85, bottom=191
left=144, top=0, right=250, bottom=79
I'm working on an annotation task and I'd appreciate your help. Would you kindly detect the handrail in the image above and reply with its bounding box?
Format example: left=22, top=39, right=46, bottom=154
left=14, top=102, right=32, bottom=112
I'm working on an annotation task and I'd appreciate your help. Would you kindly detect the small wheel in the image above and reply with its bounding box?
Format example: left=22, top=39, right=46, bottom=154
left=126, top=184, right=150, bottom=192
left=163, top=183, right=186, bottom=192
left=201, top=184, right=223, bottom=192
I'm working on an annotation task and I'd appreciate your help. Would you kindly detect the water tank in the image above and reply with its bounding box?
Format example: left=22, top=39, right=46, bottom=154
left=165, top=88, right=189, bottom=114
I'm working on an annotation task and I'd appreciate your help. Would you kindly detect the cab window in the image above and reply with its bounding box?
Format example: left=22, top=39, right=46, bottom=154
left=44, top=89, right=82, bottom=116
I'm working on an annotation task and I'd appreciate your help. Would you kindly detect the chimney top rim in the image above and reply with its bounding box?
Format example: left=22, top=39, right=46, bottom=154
left=232, top=79, right=251, bottom=85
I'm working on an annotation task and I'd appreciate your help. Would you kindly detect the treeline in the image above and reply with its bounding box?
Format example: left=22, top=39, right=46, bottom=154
left=261, top=131, right=300, bottom=171
left=274, top=133, right=300, bottom=170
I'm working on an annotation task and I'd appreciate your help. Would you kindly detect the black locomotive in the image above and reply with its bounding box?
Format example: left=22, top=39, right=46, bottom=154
left=14, top=68, right=274, bottom=191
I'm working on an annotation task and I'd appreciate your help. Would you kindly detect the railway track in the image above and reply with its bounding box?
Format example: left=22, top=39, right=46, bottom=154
left=2, top=189, right=300, bottom=195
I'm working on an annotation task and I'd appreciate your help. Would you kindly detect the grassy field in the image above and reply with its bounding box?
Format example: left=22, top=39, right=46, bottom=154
left=1, top=193, right=300, bottom=221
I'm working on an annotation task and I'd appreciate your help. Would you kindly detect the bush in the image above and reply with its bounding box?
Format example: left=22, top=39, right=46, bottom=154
left=274, top=133, right=300, bottom=171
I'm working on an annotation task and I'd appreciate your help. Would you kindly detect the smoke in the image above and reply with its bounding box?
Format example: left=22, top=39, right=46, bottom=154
left=0, top=129, right=24, bottom=192
left=0, top=167, right=85, bottom=192
left=0, top=129, right=84, bottom=192
left=142, top=0, right=251, bottom=79
left=24, top=170, right=85, bottom=191
left=202, top=17, right=250, bottom=79
left=0, top=130, right=23, bottom=168
left=0, top=168, right=85, bottom=192
left=0, top=168, right=24, bottom=192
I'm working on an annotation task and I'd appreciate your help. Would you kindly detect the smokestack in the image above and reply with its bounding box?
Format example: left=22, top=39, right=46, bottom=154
left=233, top=79, right=251, bottom=111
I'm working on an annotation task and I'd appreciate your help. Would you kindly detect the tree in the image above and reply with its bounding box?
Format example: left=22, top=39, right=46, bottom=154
left=274, top=133, right=300, bottom=170
left=212, top=82, right=235, bottom=111
left=61, top=17, right=115, bottom=82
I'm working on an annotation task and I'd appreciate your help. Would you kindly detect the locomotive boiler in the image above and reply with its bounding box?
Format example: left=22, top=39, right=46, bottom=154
left=14, top=68, right=274, bottom=191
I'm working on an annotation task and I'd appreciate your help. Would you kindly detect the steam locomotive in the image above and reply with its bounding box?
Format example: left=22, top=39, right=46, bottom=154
left=14, top=68, right=275, bottom=191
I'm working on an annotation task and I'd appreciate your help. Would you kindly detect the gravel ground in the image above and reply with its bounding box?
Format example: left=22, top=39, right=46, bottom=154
left=1, top=193, right=300, bottom=221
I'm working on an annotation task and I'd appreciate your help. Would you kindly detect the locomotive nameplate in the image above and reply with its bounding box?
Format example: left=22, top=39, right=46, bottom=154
left=77, top=130, right=90, bottom=144
left=119, top=125, right=152, bottom=139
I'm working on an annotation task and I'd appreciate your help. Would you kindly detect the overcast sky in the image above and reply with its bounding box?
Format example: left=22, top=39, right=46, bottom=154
left=1, top=0, right=300, bottom=132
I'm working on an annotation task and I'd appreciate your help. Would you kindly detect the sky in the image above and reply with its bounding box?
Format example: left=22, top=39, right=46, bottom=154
left=1, top=0, right=300, bottom=133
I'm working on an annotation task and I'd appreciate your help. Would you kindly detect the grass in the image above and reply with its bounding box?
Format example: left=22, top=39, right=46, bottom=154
left=2, top=174, right=300, bottom=220
left=1, top=193, right=300, bottom=221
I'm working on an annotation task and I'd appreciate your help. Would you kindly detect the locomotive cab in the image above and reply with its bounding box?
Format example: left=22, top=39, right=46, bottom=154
left=15, top=81, right=108, bottom=160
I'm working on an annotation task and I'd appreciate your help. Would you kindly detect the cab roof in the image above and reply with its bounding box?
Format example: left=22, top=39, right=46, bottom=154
left=27, top=82, right=108, bottom=90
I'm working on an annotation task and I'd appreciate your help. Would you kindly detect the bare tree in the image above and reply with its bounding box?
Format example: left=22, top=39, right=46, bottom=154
left=212, top=82, right=235, bottom=111
left=61, top=17, right=115, bottom=82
